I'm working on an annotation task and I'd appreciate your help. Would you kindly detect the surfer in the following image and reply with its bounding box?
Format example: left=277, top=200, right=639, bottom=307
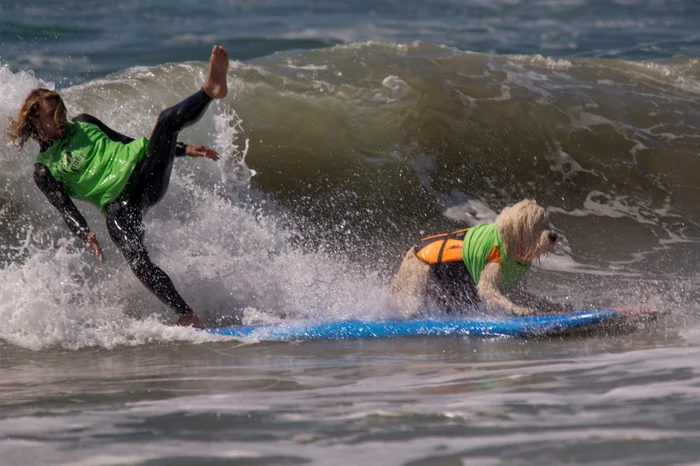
left=7, top=45, right=231, bottom=329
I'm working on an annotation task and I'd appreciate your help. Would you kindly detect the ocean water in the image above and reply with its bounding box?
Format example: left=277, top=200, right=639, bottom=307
left=3, top=0, right=700, bottom=464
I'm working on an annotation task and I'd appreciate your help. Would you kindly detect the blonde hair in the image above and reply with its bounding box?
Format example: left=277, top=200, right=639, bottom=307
left=495, top=199, right=551, bottom=260
left=6, top=88, right=67, bottom=150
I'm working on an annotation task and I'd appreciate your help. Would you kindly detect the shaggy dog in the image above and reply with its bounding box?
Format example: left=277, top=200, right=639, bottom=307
left=391, top=199, right=571, bottom=317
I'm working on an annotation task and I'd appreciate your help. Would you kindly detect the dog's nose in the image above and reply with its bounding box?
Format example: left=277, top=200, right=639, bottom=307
left=548, top=232, right=558, bottom=243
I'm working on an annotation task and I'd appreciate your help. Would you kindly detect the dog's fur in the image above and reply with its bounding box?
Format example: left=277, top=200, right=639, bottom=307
left=391, top=199, right=569, bottom=317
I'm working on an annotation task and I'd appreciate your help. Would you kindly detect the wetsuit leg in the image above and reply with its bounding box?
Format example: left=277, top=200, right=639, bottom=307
left=104, top=202, right=194, bottom=315
left=129, top=89, right=212, bottom=213
left=102, top=89, right=212, bottom=317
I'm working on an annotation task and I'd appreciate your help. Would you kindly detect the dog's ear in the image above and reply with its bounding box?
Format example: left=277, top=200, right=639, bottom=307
left=495, top=202, right=524, bottom=254
left=496, top=199, right=552, bottom=259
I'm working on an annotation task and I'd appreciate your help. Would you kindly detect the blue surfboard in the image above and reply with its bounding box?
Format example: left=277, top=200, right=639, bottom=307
left=207, top=309, right=636, bottom=341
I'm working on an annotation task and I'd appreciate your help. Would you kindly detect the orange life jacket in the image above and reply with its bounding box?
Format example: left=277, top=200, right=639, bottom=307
left=414, top=228, right=469, bottom=264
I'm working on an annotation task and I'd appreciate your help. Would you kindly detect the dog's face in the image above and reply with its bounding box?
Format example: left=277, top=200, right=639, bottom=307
left=495, top=200, right=559, bottom=261
left=530, top=218, right=558, bottom=260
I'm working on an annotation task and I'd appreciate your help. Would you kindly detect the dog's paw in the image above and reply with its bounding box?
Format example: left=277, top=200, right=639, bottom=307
left=508, top=306, right=534, bottom=316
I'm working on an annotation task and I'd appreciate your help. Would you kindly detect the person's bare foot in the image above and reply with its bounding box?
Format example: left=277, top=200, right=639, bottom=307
left=203, top=45, right=229, bottom=99
left=177, top=312, right=204, bottom=329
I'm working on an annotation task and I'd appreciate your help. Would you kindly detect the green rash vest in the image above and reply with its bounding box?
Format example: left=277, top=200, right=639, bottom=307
left=462, top=223, right=531, bottom=294
left=35, top=121, right=147, bottom=211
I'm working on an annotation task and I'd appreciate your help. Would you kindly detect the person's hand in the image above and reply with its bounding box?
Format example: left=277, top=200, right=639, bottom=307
left=86, top=232, right=104, bottom=264
left=185, top=144, right=219, bottom=161
left=177, top=312, right=204, bottom=329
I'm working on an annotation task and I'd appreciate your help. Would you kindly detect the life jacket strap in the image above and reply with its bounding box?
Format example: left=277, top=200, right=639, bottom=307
left=413, top=228, right=469, bottom=265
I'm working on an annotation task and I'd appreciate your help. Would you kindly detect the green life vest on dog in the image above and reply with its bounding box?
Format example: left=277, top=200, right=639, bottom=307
left=414, top=223, right=531, bottom=294
left=462, top=223, right=530, bottom=294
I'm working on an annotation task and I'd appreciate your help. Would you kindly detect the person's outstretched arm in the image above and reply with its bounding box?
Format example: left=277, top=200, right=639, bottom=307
left=72, top=113, right=196, bottom=157
left=34, top=164, right=103, bottom=263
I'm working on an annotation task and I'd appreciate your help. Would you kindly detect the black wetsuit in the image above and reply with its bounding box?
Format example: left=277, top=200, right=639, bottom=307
left=34, top=89, right=212, bottom=315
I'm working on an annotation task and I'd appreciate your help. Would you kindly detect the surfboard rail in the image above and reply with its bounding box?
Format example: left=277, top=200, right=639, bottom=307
left=207, top=309, right=632, bottom=341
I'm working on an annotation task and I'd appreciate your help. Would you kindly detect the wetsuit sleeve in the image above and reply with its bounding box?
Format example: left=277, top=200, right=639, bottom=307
left=34, top=164, right=91, bottom=243
left=175, top=142, right=187, bottom=157
left=73, top=113, right=189, bottom=156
